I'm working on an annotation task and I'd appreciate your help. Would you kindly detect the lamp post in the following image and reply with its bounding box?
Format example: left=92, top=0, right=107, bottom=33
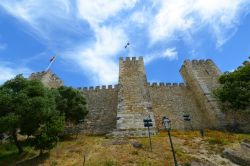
left=143, top=116, right=153, bottom=152
left=162, top=116, right=178, bottom=166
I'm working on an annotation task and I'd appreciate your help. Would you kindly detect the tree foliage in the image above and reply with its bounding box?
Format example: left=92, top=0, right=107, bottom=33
left=0, top=75, right=88, bottom=155
left=34, top=110, right=64, bottom=155
left=55, top=86, right=88, bottom=124
left=214, top=57, right=250, bottom=112
left=0, top=75, right=64, bottom=154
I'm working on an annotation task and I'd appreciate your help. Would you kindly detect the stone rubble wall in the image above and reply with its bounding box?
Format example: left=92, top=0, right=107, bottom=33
left=80, top=85, right=118, bottom=135
left=148, top=82, right=207, bottom=130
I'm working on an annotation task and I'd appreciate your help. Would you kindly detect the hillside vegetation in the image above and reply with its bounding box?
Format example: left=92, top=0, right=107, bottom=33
left=0, top=130, right=249, bottom=166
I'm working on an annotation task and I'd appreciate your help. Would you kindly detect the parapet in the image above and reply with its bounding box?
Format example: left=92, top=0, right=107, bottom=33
left=181, top=59, right=217, bottom=74
left=183, top=59, right=215, bottom=66
left=119, top=56, right=143, bottom=64
left=148, top=82, right=186, bottom=87
left=80, top=84, right=118, bottom=91
left=29, top=71, right=46, bottom=78
left=29, top=70, right=63, bottom=88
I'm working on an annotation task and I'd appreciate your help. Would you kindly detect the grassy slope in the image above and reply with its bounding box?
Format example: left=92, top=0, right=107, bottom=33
left=0, top=130, right=249, bottom=166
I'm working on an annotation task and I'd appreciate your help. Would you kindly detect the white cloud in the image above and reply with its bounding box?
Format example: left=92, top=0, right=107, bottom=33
left=0, top=0, right=137, bottom=85
left=150, top=0, right=194, bottom=42
left=162, top=48, right=178, bottom=60
left=130, top=11, right=147, bottom=25
left=150, top=0, right=250, bottom=46
left=62, top=26, right=127, bottom=85
left=0, top=0, right=77, bottom=41
left=77, top=0, right=138, bottom=26
left=144, top=47, right=178, bottom=64
left=63, top=0, right=138, bottom=84
left=0, top=0, right=249, bottom=85
left=0, top=63, right=32, bottom=85
left=51, top=1, right=134, bottom=85
left=0, top=0, right=71, bottom=24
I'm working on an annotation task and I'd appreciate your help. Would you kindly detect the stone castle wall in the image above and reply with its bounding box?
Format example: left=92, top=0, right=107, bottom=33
left=80, top=85, right=118, bottom=135
left=29, top=70, right=63, bottom=88
left=148, top=83, right=207, bottom=130
left=68, top=58, right=224, bottom=136
left=224, top=112, right=250, bottom=132
left=114, top=57, right=156, bottom=137
left=29, top=57, right=250, bottom=135
left=180, top=60, right=224, bottom=129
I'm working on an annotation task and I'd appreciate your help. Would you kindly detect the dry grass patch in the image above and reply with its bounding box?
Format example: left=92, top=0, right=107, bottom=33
left=1, top=131, right=249, bottom=165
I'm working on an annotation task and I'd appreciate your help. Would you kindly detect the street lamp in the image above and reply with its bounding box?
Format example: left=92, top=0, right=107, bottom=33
left=162, top=116, right=178, bottom=166
left=143, top=116, right=153, bottom=151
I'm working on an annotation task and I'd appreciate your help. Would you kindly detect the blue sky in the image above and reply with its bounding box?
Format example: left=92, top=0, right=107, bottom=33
left=0, top=0, right=250, bottom=87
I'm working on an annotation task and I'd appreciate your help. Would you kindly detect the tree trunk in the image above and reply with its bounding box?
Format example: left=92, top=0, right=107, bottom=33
left=12, top=130, right=23, bottom=154
left=40, top=149, right=43, bottom=156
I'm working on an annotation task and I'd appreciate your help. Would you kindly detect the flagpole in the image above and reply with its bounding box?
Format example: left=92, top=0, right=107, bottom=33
left=45, top=56, right=56, bottom=72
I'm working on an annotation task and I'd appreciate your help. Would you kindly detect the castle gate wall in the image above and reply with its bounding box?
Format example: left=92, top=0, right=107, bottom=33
left=149, top=83, right=207, bottom=130
left=81, top=86, right=118, bottom=135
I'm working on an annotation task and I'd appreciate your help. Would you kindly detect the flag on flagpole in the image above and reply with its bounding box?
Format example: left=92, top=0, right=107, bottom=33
left=50, top=56, right=56, bottom=62
left=45, top=56, right=56, bottom=71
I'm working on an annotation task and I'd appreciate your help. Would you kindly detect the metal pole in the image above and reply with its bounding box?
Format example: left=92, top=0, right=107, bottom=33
left=148, top=126, right=152, bottom=152
left=45, top=56, right=56, bottom=71
left=167, top=130, right=178, bottom=166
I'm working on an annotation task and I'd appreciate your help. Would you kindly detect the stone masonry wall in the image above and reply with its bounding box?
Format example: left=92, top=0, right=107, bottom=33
left=29, top=70, right=63, bottom=88
left=224, top=112, right=250, bottom=133
left=149, top=83, right=207, bottom=130
left=180, top=60, right=224, bottom=129
left=81, top=85, right=118, bottom=135
left=115, top=57, right=156, bottom=136
left=29, top=57, right=250, bottom=135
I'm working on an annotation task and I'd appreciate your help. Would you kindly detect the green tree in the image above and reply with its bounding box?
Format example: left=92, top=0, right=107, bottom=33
left=0, top=75, right=64, bottom=154
left=214, top=57, right=250, bottom=112
left=34, top=110, right=64, bottom=155
left=0, top=75, right=30, bottom=153
left=55, top=86, right=88, bottom=124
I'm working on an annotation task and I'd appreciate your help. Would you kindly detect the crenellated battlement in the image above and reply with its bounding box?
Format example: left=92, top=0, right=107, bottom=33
left=183, top=59, right=214, bottom=65
left=119, top=56, right=143, bottom=64
left=80, top=84, right=118, bottom=91
left=29, top=70, right=63, bottom=88
left=30, top=71, right=62, bottom=81
left=148, top=82, right=185, bottom=87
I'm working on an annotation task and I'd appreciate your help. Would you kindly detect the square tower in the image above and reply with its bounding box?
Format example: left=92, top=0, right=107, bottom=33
left=114, top=57, right=156, bottom=136
left=180, top=59, right=225, bottom=128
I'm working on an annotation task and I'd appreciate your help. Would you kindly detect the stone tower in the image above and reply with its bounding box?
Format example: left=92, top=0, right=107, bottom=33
left=29, top=70, right=63, bottom=88
left=113, top=57, right=157, bottom=136
left=180, top=59, right=224, bottom=128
